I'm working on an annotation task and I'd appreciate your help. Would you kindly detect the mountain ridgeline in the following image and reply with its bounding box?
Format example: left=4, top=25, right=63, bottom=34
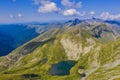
left=0, top=18, right=120, bottom=80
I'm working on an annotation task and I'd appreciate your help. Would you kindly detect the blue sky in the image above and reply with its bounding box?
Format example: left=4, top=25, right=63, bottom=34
left=0, top=0, right=120, bottom=24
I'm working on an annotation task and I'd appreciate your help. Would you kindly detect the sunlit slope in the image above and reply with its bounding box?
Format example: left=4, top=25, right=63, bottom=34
left=0, top=21, right=120, bottom=80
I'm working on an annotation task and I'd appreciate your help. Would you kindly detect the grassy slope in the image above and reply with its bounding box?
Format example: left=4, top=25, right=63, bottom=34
left=0, top=25, right=120, bottom=80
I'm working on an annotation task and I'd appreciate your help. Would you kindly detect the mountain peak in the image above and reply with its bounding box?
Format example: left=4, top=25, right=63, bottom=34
left=92, top=17, right=102, bottom=21
left=67, top=18, right=81, bottom=26
left=92, top=17, right=97, bottom=20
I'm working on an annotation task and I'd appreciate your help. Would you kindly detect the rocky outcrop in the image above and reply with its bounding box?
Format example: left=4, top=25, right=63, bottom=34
left=61, top=37, right=96, bottom=60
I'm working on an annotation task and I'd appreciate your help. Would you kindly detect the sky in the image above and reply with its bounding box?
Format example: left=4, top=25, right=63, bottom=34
left=0, top=0, right=120, bottom=24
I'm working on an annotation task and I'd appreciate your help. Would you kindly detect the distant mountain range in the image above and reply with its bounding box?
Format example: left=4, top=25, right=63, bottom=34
left=0, top=18, right=120, bottom=56
left=0, top=18, right=120, bottom=55
left=0, top=18, right=120, bottom=80
left=0, top=24, right=39, bottom=56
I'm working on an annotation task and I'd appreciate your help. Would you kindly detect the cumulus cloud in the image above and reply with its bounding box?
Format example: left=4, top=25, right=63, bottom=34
left=63, top=9, right=85, bottom=16
left=90, top=11, right=95, bottom=15
left=61, top=0, right=82, bottom=8
left=100, top=12, right=120, bottom=20
left=38, top=2, right=60, bottom=13
left=33, top=0, right=84, bottom=17
left=61, top=0, right=74, bottom=8
left=34, top=0, right=60, bottom=13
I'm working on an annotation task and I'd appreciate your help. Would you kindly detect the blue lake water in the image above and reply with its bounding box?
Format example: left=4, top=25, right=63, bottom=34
left=49, top=61, right=77, bottom=76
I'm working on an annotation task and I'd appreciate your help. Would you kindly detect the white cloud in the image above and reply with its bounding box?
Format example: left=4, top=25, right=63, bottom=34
left=38, top=2, right=59, bottom=13
left=61, top=0, right=82, bottom=8
left=9, top=13, right=22, bottom=19
left=90, top=11, right=95, bottom=15
left=61, top=0, right=74, bottom=8
left=63, top=9, right=85, bottom=16
left=33, top=0, right=50, bottom=5
left=34, top=0, right=83, bottom=16
left=18, top=13, right=22, bottom=17
left=100, top=12, right=120, bottom=20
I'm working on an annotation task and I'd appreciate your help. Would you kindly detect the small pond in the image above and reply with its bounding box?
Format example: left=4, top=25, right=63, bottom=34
left=49, top=60, right=77, bottom=76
